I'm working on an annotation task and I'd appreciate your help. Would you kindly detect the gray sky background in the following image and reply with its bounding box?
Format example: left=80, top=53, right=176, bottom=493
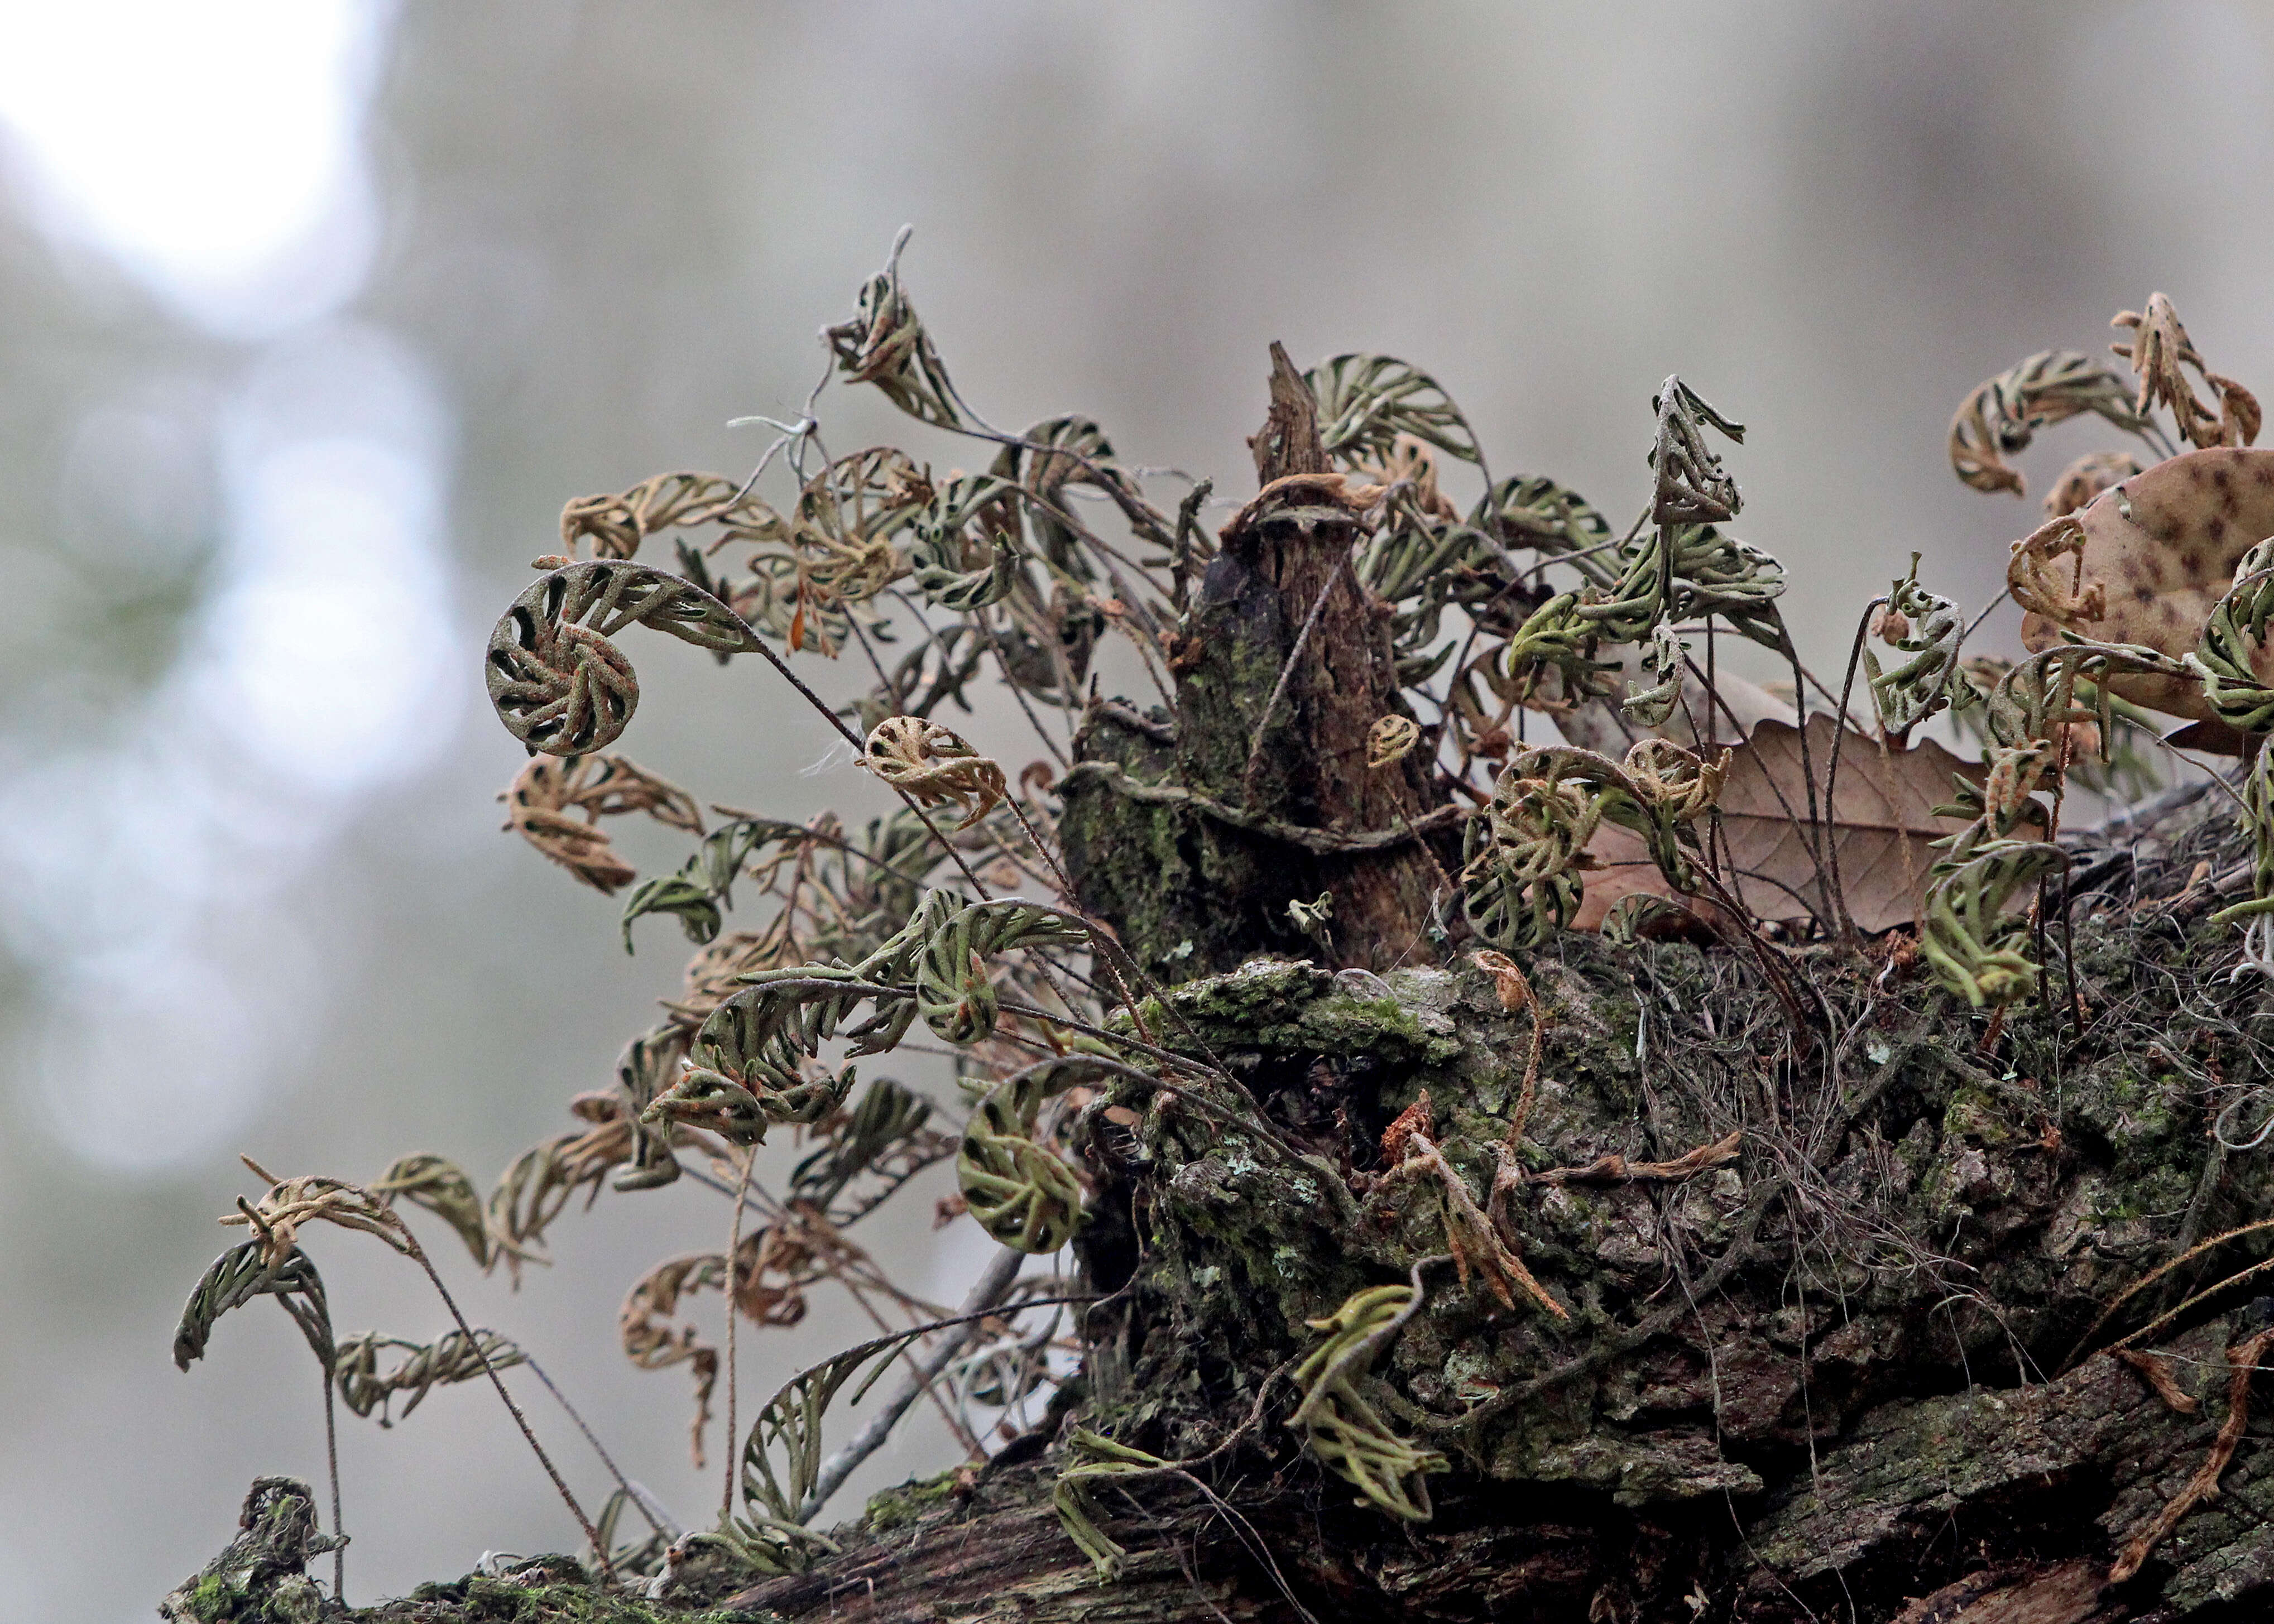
left=2, top=4, right=2270, bottom=1618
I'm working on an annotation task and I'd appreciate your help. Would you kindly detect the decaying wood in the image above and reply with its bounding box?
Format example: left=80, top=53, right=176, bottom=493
left=1059, top=347, right=1452, bottom=978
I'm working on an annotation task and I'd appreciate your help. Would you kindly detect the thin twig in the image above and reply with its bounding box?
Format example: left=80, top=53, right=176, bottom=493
left=521, top=1355, right=668, bottom=1540
left=320, top=1356, right=344, bottom=1602
left=401, top=1233, right=610, bottom=1577
left=722, top=1149, right=754, bottom=1526
left=795, top=1247, right=1027, bottom=1522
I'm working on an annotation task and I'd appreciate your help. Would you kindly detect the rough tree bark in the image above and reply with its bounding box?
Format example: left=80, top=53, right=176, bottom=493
left=173, top=359, right=2274, bottom=1624
left=1058, top=342, right=1450, bottom=980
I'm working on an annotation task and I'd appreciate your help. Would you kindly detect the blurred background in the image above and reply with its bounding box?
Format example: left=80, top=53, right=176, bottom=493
left=2, top=2, right=2270, bottom=1616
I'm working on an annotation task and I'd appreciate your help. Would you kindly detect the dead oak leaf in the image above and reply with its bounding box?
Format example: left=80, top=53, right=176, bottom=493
left=1575, top=715, right=2014, bottom=934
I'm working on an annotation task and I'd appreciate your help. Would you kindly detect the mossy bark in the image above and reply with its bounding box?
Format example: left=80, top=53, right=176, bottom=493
left=1058, top=345, right=1449, bottom=982
left=737, top=790, right=2274, bottom=1623
left=177, top=779, right=2274, bottom=1623
left=170, top=359, right=2274, bottom=1623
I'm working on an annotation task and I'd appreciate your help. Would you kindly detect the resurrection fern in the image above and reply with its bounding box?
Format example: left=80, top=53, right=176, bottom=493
left=333, top=1329, right=527, bottom=1426
left=956, top=1058, right=1091, bottom=1253
left=1864, top=555, right=1967, bottom=737
left=1052, top=1429, right=1177, bottom=1579
left=1947, top=348, right=2157, bottom=497
left=1288, top=1279, right=1447, bottom=1522
left=176, top=246, right=2274, bottom=1602
left=2187, top=536, right=2274, bottom=734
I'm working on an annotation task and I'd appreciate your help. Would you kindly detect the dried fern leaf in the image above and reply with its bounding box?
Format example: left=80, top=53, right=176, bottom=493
left=175, top=1239, right=334, bottom=1373
left=371, top=1152, right=492, bottom=1269
left=1949, top=349, right=2151, bottom=497
left=334, top=1328, right=526, bottom=1425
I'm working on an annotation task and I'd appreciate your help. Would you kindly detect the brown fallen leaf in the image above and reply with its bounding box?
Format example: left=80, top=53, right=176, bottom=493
left=2014, top=446, right=2274, bottom=720
left=1575, top=714, right=2016, bottom=934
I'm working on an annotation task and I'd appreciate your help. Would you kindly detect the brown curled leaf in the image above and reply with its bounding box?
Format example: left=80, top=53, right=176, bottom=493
left=862, top=717, right=1006, bottom=830
left=500, top=754, right=703, bottom=895
left=2112, top=292, right=2258, bottom=452
left=1948, top=350, right=2150, bottom=497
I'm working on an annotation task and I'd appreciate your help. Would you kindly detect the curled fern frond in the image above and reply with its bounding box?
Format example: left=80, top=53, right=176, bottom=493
left=642, top=1066, right=777, bottom=1146
left=502, top=753, right=703, bottom=897
left=1649, top=376, right=1745, bottom=526
left=825, top=238, right=964, bottom=430
left=1053, top=1428, right=1174, bottom=1579
left=909, top=473, right=1021, bottom=611
left=1462, top=740, right=1719, bottom=949
left=334, top=1328, right=526, bottom=1425
left=990, top=414, right=1158, bottom=569
left=1621, top=622, right=1687, bottom=728
left=916, top=900, right=1090, bottom=1045
left=222, top=1161, right=410, bottom=1267
left=2007, top=514, right=2107, bottom=627
left=487, top=561, right=761, bottom=756
left=2112, top=292, right=2261, bottom=451
left=1288, top=1281, right=1447, bottom=1522
left=622, top=1252, right=731, bottom=1468
left=795, top=447, right=929, bottom=588
left=1920, top=833, right=2067, bottom=1009
left=1493, top=590, right=1606, bottom=710
left=175, top=1240, right=334, bottom=1374
left=741, top=1320, right=943, bottom=1522
left=2211, top=747, right=2274, bottom=981
left=1460, top=771, right=1601, bottom=949
left=789, top=1075, right=955, bottom=1227
left=1949, top=349, right=2152, bottom=497
left=371, top=1154, right=492, bottom=1269
left=862, top=717, right=1007, bottom=830
left=1981, top=640, right=2189, bottom=756
left=487, top=1088, right=647, bottom=1279
left=957, top=1059, right=1088, bottom=1253
left=1366, top=714, right=1421, bottom=770
left=1472, top=473, right=1619, bottom=588
left=2042, top=449, right=2142, bottom=518
left=2185, top=537, right=2274, bottom=734
left=1864, top=555, right=1966, bottom=736
left=1307, top=353, right=1481, bottom=468
left=559, top=471, right=770, bottom=562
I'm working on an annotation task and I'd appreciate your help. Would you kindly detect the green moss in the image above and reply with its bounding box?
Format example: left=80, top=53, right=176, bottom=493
left=371, top=1575, right=779, bottom=1623
left=860, top=1467, right=965, bottom=1534
left=1943, top=1083, right=2024, bottom=1147
left=184, top=1572, right=232, bottom=1620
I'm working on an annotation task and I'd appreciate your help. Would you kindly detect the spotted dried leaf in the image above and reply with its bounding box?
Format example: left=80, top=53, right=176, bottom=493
left=2013, top=446, right=2274, bottom=720
left=2043, top=450, right=2143, bottom=519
